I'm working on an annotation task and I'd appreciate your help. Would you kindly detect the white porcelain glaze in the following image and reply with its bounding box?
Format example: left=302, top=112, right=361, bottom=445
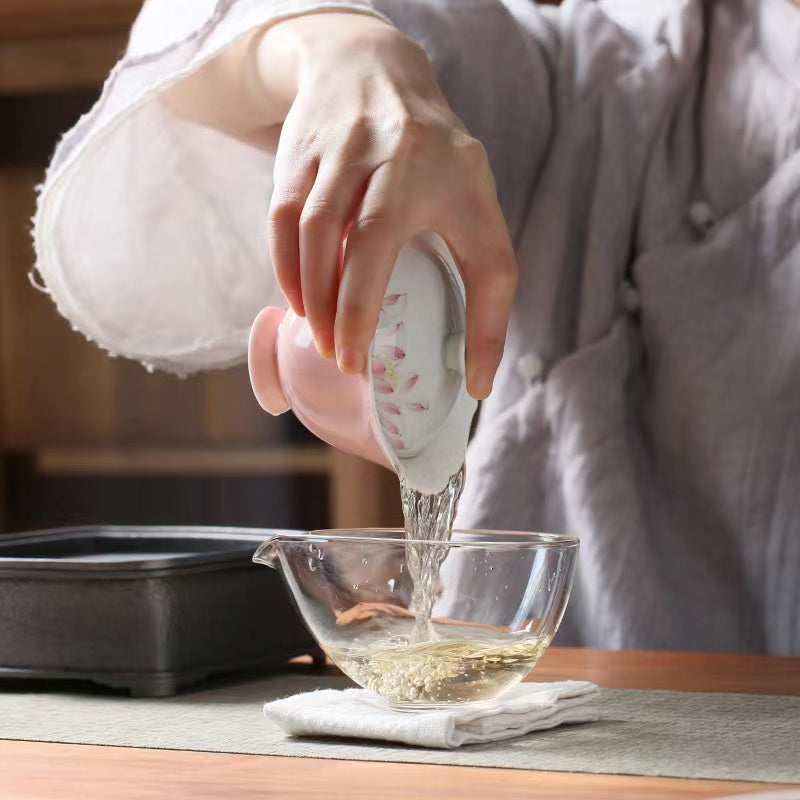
left=248, top=232, right=477, bottom=494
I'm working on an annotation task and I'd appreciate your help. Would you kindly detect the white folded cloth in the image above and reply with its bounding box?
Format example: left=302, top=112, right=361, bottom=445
left=263, top=681, right=599, bottom=749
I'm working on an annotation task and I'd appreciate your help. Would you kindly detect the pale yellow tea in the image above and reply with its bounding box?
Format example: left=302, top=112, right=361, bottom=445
left=327, top=629, right=551, bottom=707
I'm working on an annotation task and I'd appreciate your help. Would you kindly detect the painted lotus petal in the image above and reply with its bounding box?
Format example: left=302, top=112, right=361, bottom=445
left=378, top=293, right=407, bottom=326
left=382, top=293, right=406, bottom=308
left=379, top=402, right=402, bottom=415
left=381, top=421, right=400, bottom=436
left=405, top=401, right=429, bottom=411
left=400, top=374, right=419, bottom=392
left=378, top=345, right=406, bottom=361
left=371, top=359, right=386, bottom=376
left=373, top=378, right=394, bottom=394
left=374, top=321, right=403, bottom=346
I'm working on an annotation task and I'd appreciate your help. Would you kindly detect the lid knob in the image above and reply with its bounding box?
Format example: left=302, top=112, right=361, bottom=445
left=443, top=333, right=466, bottom=375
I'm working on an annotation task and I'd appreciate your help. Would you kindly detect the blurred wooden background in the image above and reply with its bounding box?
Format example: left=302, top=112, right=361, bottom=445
left=0, top=0, right=402, bottom=533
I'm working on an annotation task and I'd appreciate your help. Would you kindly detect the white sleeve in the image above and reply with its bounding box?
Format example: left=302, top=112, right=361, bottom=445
left=34, top=0, right=552, bottom=375
left=34, top=0, right=390, bottom=375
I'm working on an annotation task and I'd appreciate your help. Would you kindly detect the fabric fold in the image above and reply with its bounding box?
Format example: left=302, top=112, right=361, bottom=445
left=263, top=680, right=599, bottom=749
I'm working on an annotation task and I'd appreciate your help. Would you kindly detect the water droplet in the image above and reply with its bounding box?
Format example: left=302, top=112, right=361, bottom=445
left=361, top=557, right=368, bottom=565
left=353, top=583, right=359, bottom=590
left=307, top=558, right=317, bottom=572
left=387, top=578, right=396, bottom=591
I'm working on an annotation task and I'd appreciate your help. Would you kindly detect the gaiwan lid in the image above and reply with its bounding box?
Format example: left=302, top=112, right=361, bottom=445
left=368, top=232, right=477, bottom=495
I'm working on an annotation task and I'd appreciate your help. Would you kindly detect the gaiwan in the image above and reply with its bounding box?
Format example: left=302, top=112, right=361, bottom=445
left=248, top=233, right=579, bottom=709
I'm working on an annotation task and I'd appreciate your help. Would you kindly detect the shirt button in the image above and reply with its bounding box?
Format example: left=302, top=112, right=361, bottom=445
left=619, top=280, right=641, bottom=314
left=517, top=351, right=543, bottom=383
left=688, top=201, right=716, bottom=236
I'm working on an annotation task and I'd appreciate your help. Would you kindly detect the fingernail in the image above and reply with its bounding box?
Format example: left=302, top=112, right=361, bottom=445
left=337, top=347, right=365, bottom=374
left=469, top=369, right=493, bottom=399
left=314, top=337, right=335, bottom=359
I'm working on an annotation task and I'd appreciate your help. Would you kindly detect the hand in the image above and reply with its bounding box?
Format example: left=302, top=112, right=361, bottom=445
left=257, top=14, right=517, bottom=399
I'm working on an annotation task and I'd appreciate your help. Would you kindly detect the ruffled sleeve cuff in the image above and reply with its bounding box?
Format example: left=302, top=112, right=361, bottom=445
left=34, top=0, right=389, bottom=374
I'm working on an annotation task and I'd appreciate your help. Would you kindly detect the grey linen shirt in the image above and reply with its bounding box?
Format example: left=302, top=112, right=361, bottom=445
left=35, top=0, right=800, bottom=653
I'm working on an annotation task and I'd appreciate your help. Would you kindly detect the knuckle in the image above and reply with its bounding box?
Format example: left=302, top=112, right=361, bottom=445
left=348, top=113, right=372, bottom=142
left=469, top=257, right=518, bottom=294
left=494, top=259, right=519, bottom=290
left=273, top=138, right=313, bottom=178
left=331, top=115, right=372, bottom=161
left=352, top=209, right=391, bottom=238
left=398, top=113, right=429, bottom=144
left=299, top=199, right=340, bottom=233
left=383, top=112, right=431, bottom=157
left=457, top=136, right=489, bottom=168
left=268, top=197, right=303, bottom=228
left=285, top=126, right=318, bottom=155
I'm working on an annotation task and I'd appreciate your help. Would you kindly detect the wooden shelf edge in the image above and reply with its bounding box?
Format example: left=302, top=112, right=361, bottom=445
left=0, top=32, right=128, bottom=94
left=0, top=1, right=141, bottom=41
left=30, top=446, right=333, bottom=477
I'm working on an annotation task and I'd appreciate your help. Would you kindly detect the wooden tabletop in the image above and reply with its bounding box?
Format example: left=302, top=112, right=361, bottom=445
left=2, top=647, right=799, bottom=800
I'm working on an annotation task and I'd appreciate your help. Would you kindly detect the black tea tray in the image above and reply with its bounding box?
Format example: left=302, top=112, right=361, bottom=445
left=0, top=526, right=321, bottom=696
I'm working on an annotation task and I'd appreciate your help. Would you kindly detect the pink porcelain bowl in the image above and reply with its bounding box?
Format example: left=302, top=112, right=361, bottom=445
left=248, top=305, right=391, bottom=468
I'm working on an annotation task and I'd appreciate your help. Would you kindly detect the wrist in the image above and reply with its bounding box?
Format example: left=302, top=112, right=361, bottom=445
left=254, top=12, right=399, bottom=111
